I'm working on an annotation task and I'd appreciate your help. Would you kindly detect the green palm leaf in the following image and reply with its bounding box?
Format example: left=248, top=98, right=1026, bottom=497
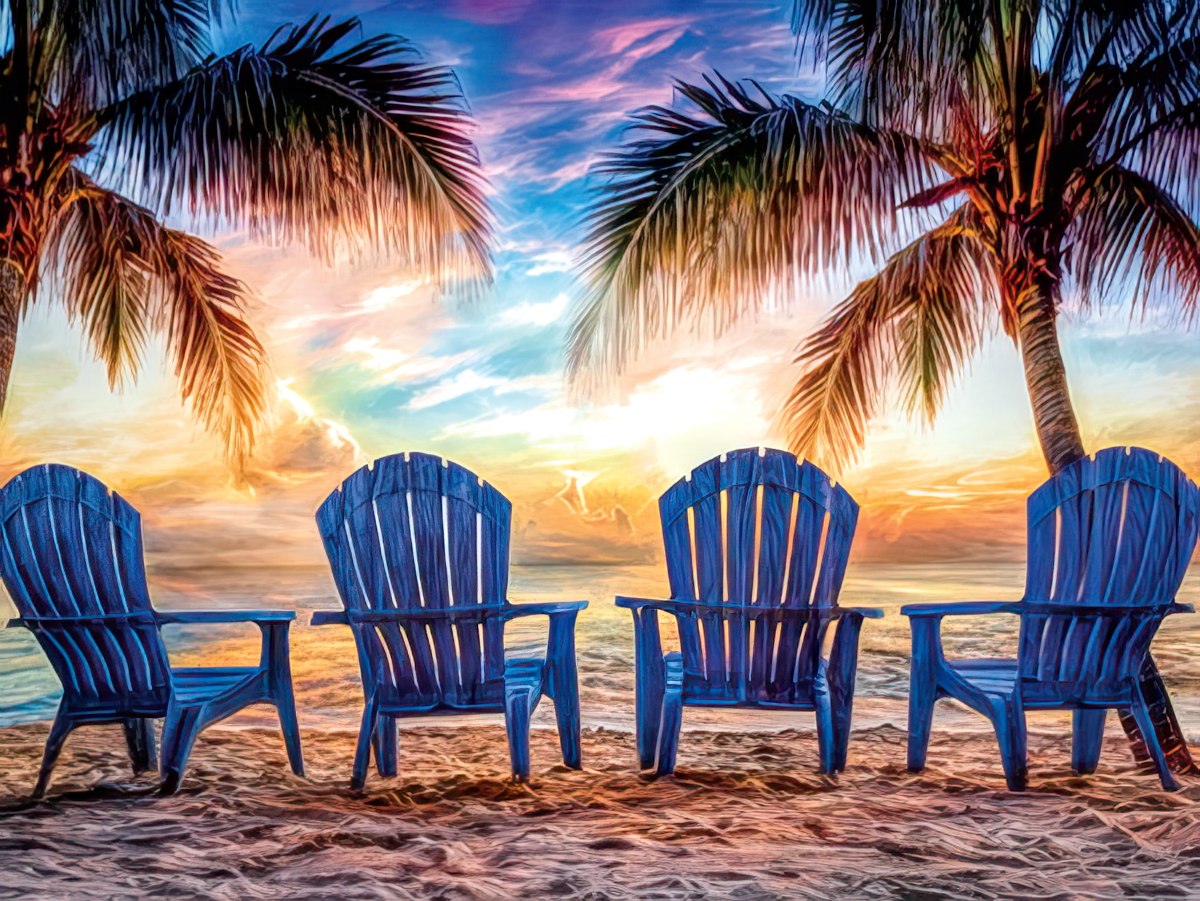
left=782, top=207, right=996, bottom=465
left=1069, top=165, right=1200, bottom=320
left=44, top=170, right=268, bottom=463
left=569, top=75, right=939, bottom=386
left=96, top=15, right=492, bottom=279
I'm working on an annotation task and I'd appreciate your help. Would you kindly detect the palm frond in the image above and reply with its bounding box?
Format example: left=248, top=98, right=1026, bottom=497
left=1068, top=165, right=1200, bottom=321
left=568, top=74, right=939, bottom=387
left=38, top=0, right=220, bottom=107
left=790, top=0, right=990, bottom=135
left=96, top=15, right=491, bottom=282
left=781, top=207, right=996, bottom=468
left=42, top=170, right=269, bottom=463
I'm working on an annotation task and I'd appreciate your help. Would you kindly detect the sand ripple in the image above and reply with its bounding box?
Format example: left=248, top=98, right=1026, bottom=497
left=1, top=723, right=1199, bottom=899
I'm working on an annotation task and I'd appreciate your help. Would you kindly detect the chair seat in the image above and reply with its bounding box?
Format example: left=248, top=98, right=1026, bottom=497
left=947, top=658, right=1019, bottom=696
left=170, top=667, right=260, bottom=705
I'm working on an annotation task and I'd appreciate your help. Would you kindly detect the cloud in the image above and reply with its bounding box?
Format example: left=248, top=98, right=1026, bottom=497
left=448, top=0, right=533, bottom=25
left=408, top=369, right=558, bottom=410
left=341, top=337, right=472, bottom=385
left=439, top=361, right=776, bottom=476
left=499, top=294, right=569, bottom=327
left=592, top=17, right=693, bottom=58
left=523, top=252, right=575, bottom=277
left=408, top=369, right=506, bottom=409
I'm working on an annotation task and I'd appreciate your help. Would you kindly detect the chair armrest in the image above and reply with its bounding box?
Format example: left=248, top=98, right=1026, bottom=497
left=310, top=610, right=349, bottom=627
left=900, top=601, right=1020, bottom=618
left=840, top=606, right=885, bottom=619
left=615, top=595, right=678, bottom=611
left=156, top=609, right=296, bottom=625
left=502, top=600, right=588, bottom=620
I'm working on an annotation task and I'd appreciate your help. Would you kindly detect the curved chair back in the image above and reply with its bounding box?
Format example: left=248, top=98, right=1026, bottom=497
left=0, top=464, right=171, bottom=713
left=658, top=447, right=858, bottom=701
left=1018, top=447, right=1200, bottom=697
left=316, top=453, right=512, bottom=707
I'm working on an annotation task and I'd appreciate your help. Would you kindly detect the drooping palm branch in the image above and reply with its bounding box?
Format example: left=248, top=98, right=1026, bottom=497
left=43, top=169, right=268, bottom=460
left=570, top=1, right=1200, bottom=471
left=568, top=75, right=939, bottom=389
left=0, top=4, right=492, bottom=463
left=782, top=206, right=995, bottom=462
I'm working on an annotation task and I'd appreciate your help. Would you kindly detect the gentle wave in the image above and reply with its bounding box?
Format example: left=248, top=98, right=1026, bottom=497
left=3, top=562, right=1198, bottom=738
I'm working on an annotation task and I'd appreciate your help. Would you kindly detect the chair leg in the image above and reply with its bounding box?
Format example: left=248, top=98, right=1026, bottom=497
left=907, top=685, right=938, bottom=773
left=159, top=705, right=204, bottom=795
left=814, top=667, right=837, bottom=775
left=264, top=622, right=305, bottom=777
left=123, top=718, right=157, bottom=775
left=633, top=613, right=665, bottom=770
left=553, top=684, right=582, bottom=770
left=33, top=711, right=75, bottom=799
left=992, top=698, right=1028, bottom=791
left=636, top=689, right=663, bottom=770
left=505, top=689, right=533, bottom=782
left=373, top=715, right=397, bottom=778
left=654, top=687, right=683, bottom=778
left=546, top=612, right=583, bottom=770
left=351, top=695, right=380, bottom=790
left=1127, top=694, right=1180, bottom=791
left=907, top=622, right=939, bottom=772
left=1072, top=709, right=1107, bottom=776
left=828, top=614, right=865, bottom=773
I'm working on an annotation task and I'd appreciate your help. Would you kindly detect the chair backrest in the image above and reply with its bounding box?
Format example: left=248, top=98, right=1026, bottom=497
left=1018, top=447, right=1200, bottom=696
left=316, top=453, right=512, bottom=708
left=658, top=447, right=859, bottom=702
left=0, top=464, right=172, bottom=714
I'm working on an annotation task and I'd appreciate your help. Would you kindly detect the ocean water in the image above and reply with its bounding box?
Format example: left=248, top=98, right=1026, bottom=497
left=2, top=562, right=1198, bottom=738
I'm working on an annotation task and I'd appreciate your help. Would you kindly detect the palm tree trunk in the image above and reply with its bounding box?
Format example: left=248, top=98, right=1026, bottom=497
left=0, top=259, right=22, bottom=414
left=1016, top=275, right=1195, bottom=775
left=1014, top=281, right=1085, bottom=473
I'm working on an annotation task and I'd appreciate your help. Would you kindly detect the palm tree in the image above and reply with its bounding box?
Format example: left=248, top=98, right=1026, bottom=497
left=0, top=3, right=490, bottom=463
left=571, top=3, right=1199, bottom=769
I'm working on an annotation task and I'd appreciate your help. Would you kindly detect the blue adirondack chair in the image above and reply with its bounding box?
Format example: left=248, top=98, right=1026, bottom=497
left=312, top=453, right=587, bottom=786
left=617, top=447, right=882, bottom=776
left=0, top=464, right=304, bottom=796
left=904, top=446, right=1200, bottom=791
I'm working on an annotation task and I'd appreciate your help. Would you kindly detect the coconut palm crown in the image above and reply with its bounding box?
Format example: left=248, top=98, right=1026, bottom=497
left=0, top=2, right=491, bottom=462
left=569, top=0, right=1199, bottom=475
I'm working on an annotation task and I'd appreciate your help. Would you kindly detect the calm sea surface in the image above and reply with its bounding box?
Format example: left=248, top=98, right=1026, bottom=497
left=3, top=562, right=1198, bottom=738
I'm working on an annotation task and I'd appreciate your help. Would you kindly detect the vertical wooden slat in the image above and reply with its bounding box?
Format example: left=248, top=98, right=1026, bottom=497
left=109, top=487, right=171, bottom=696
left=660, top=480, right=696, bottom=600
left=445, top=462, right=483, bottom=700
left=479, top=479, right=511, bottom=683
left=1050, top=459, right=1085, bottom=604
left=814, top=486, right=859, bottom=608
left=722, top=449, right=759, bottom=699
left=689, top=457, right=726, bottom=690
left=776, top=466, right=828, bottom=690
left=659, top=481, right=703, bottom=677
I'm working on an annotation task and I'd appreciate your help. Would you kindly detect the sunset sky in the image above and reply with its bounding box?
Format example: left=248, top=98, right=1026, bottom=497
left=1, top=0, right=1197, bottom=573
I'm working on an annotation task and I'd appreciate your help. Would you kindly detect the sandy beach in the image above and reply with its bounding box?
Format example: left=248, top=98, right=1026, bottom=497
left=2, top=563, right=1199, bottom=898
left=2, top=719, right=1198, bottom=900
